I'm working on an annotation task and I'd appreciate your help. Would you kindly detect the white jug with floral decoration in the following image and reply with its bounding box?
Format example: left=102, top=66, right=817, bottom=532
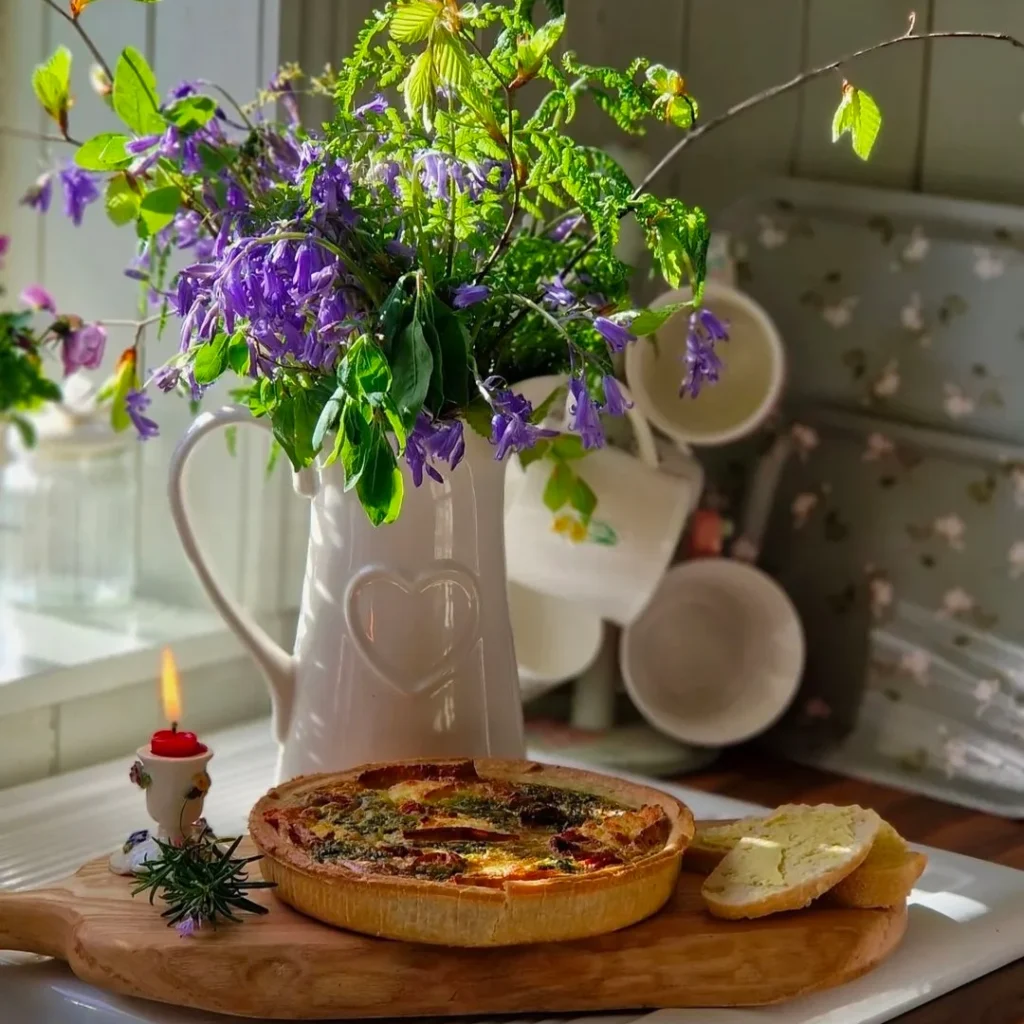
left=169, top=405, right=525, bottom=782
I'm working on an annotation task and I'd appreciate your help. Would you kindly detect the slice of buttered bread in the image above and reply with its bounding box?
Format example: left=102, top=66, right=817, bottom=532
left=700, top=804, right=882, bottom=920
left=687, top=813, right=927, bottom=910
left=826, top=821, right=927, bottom=909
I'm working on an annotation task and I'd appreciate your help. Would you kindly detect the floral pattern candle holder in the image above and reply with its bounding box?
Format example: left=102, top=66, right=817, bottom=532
left=109, top=746, right=213, bottom=876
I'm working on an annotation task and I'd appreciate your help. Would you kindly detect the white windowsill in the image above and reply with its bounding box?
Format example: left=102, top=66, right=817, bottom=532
left=0, top=599, right=259, bottom=717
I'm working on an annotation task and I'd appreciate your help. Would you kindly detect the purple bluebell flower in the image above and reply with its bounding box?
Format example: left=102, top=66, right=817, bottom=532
left=567, top=377, right=604, bottom=450
left=268, top=73, right=300, bottom=124
left=386, top=239, right=415, bottom=262
left=594, top=316, right=637, bottom=353
left=21, top=173, right=53, bottom=213
left=311, top=159, right=353, bottom=215
left=541, top=276, right=576, bottom=309
left=488, top=385, right=557, bottom=461
left=61, top=322, right=106, bottom=375
left=355, top=93, right=389, bottom=119
left=126, top=134, right=160, bottom=155
left=376, top=160, right=401, bottom=196
left=452, top=284, right=490, bottom=309
left=405, top=415, right=466, bottom=486
left=125, top=390, right=160, bottom=440
left=419, top=150, right=451, bottom=200
left=148, top=365, right=181, bottom=392
left=548, top=214, right=583, bottom=242
left=680, top=307, right=729, bottom=398
left=59, top=165, right=101, bottom=226
left=601, top=375, right=633, bottom=416
left=20, top=284, right=56, bottom=313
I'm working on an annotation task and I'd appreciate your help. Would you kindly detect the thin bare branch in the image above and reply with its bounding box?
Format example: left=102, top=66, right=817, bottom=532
left=41, top=0, right=114, bottom=83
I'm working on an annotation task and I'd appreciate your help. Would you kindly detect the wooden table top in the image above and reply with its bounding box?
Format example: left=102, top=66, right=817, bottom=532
left=681, top=750, right=1024, bottom=1024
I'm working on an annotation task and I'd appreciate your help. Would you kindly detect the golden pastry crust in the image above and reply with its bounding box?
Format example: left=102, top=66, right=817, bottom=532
left=250, top=757, right=693, bottom=947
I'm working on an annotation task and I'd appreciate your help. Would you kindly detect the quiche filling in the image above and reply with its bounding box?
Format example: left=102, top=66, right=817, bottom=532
left=262, top=761, right=671, bottom=885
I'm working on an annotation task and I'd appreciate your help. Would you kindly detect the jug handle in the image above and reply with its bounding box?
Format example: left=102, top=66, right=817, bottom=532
left=168, top=405, right=296, bottom=744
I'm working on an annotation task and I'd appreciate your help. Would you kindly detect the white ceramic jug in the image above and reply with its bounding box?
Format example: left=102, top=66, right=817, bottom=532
left=169, top=407, right=525, bottom=782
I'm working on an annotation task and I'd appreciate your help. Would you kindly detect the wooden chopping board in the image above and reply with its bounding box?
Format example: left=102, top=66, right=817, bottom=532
left=0, top=837, right=907, bottom=1020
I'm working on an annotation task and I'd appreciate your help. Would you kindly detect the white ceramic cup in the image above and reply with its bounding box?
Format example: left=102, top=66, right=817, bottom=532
left=509, top=581, right=604, bottom=703
left=620, top=559, right=804, bottom=747
left=624, top=281, right=786, bottom=448
left=504, top=375, right=703, bottom=627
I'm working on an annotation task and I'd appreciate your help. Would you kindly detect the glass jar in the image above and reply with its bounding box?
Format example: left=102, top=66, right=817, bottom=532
left=0, top=404, right=138, bottom=609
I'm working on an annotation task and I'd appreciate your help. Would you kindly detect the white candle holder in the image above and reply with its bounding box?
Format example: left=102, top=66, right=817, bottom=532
left=109, top=745, right=214, bottom=876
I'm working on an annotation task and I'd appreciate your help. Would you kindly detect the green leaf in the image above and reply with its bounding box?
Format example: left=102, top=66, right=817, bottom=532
left=332, top=400, right=370, bottom=488
left=225, top=425, right=238, bottom=457
left=104, top=174, right=140, bottom=226
left=629, top=301, right=689, bottom=337
left=32, top=45, right=72, bottom=129
left=352, top=339, right=392, bottom=401
left=516, top=15, right=565, bottom=83
left=76, top=132, right=132, bottom=171
left=312, top=386, right=344, bottom=452
left=390, top=0, right=440, bottom=43
left=139, top=185, right=181, bottom=235
left=164, top=95, right=217, bottom=131
left=403, top=49, right=435, bottom=122
left=227, top=335, right=250, bottom=376
left=569, top=475, right=598, bottom=524
left=645, top=64, right=686, bottom=96
left=390, top=319, right=433, bottom=426
left=433, top=34, right=472, bottom=89
left=109, top=356, right=138, bottom=433
left=192, top=333, right=230, bottom=385
left=832, top=84, right=882, bottom=162
left=357, top=426, right=404, bottom=526
left=112, top=46, right=163, bottom=135
left=550, top=434, right=587, bottom=461
left=518, top=438, right=551, bottom=469
left=530, top=385, right=566, bottom=425
left=463, top=397, right=493, bottom=440
left=543, top=460, right=573, bottom=513
left=425, top=298, right=470, bottom=408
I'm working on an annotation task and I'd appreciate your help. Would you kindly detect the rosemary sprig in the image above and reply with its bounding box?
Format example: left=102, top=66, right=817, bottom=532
left=131, top=826, right=276, bottom=933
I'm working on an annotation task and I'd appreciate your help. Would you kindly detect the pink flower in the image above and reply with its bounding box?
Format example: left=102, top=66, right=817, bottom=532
left=900, top=649, right=931, bottom=685
left=933, top=515, right=966, bottom=551
left=0, top=235, right=9, bottom=266
left=791, top=492, right=819, bottom=530
left=1009, top=541, right=1024, bottom=580
left=790, top=424, right=819, bottom=461
left=939, top=587, right=975, bottom=618
left=61, top=323, right=106, bottom=375
left=20, top=284, right=56, bottom=313
left=862, top=433, right=895, bottom=462
left=869, top=577, right=894, bottom=619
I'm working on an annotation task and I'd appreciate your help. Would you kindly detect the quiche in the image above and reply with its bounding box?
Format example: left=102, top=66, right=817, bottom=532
left=249, top=757, right=694, bottom=946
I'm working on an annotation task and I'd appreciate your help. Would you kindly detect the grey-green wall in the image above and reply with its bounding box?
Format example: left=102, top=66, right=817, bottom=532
left=281, top=0, right=1024, bottom=214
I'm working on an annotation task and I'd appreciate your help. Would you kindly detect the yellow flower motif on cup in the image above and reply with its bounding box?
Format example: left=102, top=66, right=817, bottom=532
left=186, top=771, right=212, bottom=801
left=552, top=514, right=588, bottom=544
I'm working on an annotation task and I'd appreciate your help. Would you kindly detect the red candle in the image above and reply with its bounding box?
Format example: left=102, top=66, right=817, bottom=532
left=151, top=648, right=206, bottom=757
left=150, top=725, right=206, bottom=758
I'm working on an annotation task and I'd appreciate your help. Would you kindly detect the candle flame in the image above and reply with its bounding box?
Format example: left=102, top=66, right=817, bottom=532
left=160, top=647, right=182, bottom=725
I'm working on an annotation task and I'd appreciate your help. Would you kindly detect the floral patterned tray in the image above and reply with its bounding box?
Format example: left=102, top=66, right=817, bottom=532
left=720, top=177, right=1024, bottom=442
left=752, top=407, right=1024, bottom=813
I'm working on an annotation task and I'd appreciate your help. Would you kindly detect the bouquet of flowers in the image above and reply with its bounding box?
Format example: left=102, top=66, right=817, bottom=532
left=23, top=0, right=1017, bottom=523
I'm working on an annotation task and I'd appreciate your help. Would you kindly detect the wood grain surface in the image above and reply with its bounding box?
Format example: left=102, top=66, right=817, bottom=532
left=0, top=838, right=906, bottom=1020
left=681, top=750, right=1024, bottom=1024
